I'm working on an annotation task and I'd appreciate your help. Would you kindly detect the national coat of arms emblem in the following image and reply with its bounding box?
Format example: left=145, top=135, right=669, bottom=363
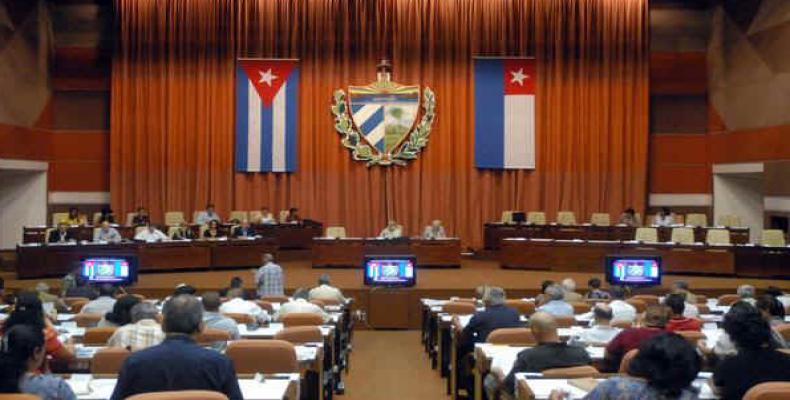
left=331, top=59, right=435, bottom=166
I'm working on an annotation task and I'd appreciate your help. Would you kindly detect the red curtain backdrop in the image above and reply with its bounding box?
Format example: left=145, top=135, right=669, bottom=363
left=111, top=0, right=648, bottom=247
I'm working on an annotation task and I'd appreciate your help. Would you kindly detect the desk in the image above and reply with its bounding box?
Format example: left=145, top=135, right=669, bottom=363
left=67, top=376, right=299, bottom=400
left=514, top=375, right=718, bottom=400
left=484, top=224, right=750, bottom=250
left=311, top=238, right=461, bottom=268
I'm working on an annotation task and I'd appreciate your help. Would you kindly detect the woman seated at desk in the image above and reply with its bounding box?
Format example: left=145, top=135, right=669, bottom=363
left=202, top=220, right=226, bottom=239
left=170, top=222, right=197, bottom=240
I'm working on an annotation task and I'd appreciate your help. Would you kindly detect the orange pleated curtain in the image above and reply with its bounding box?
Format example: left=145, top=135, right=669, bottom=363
left=111, top=0, right=648, bottom=247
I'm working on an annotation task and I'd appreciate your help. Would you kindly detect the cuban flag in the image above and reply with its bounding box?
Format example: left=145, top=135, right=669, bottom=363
left=235, top=59, right=299, bottom=172
left=474, top=58, right=536, bottom=169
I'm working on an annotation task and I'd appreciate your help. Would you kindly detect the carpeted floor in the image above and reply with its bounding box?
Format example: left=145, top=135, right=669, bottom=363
left=339, top=330, right=450, bottom=400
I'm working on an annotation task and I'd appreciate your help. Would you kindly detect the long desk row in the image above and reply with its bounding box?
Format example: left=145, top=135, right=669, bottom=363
left=311, top=238, right=461, bottom=268
left=499, top=238, right=790, bottom=277
left=484, top=223, right=750, bottom=250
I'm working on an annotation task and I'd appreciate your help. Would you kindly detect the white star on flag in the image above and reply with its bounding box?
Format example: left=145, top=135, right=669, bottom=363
left=510, top=68, right=528, bottom=85
left=258, top=69, right=277, bottom=86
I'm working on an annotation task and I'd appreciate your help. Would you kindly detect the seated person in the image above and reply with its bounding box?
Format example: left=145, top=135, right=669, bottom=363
left=708, top=301, right=787, bottom=361
left=81, top=284, right=118, bottom=316
left=219, top=288, right=269, bottom=324
left=134, top=222, right=168, bottom=242
left=713, top=302, right=790, bottom=400
left=584, top=278, right=610, bottom=300
left=231, top=220, right=257, bottom=238
left=534, top=280, right=555, bottom=305
left=34, top=282, right=68, bottom=313
left=2, top=291, right=75, bottom=362
left=766, top=286, right=790, bottom=308
left=107, top=302, right=165, bottom=351
left=99, top=295, right=141, bottom=327
left=378, top=220, right=404, bottom=239
left=664, top=293, right=702, bottom=332
left=652, top=207, right=674, bottom=226
left=60, top=207, right=85, bottom=226
left=195, top=203, right=222, bottom=225
left=536, top=284, right=573, bottom=316
left=131, top=206, right=149, bottom=225
left=309, top=274, right=347, bottom=304
left=574, top=304, right=620, bottom=345
left=676, top=291, right=700, bottom=318
left=259, top=207, right=276, bottom=224
left=97, top=207, right=116, bottom=224
left=110, top=295, right=243, bottom=399
left=202, top=220, right=225, bottom=239
left=500, top=312, right=592, bottom=397
left=0, top=324, right=77, bottom=400
left=737, top=284, right=757, bottom=305
left=604, top=305, right=669, bottom=372
left=274, top=288, right=330, bottom=323
left=285, top=207, right=301, bottom=224
left=617, top=207, right=640, bottom=227
left=422, top=219, right=447, bottom=239
left=220, top=276, right=253, bottom=300
left=458, top=287, right=521, bottom=355
left=201, top=291, right=240, bottom=344
left=170, top=222, right=197, bottom=240
left=555, top=333, right=701, bottom=400
left=670, top=280, right=698, bottom=304
left=608, top=286, right=636, bottom=323
left=757, top=294, right=787, bottom=329
left=561, top=278, right=583, bottom=302
left=94, top=220, right=123, bottom=243
left=48, top=223, right=75, bottom=244
left=65, top=275, right=98, bottom=300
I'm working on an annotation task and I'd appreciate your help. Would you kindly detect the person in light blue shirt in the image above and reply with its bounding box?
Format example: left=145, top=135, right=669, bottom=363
left=537, top=284, right=574, bottom=316
left=195, top=203, right=222, bottom=225
left=201, top=291, right=239, bottom=350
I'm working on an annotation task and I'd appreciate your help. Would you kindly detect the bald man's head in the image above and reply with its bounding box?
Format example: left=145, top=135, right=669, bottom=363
left=529, top=311, right=560, bottom=343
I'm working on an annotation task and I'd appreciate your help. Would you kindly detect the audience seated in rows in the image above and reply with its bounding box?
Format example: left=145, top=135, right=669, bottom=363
left=107, top=302, right=165, bottom=351
left=708, top=300, right=788, bottom=360
left=585, top=278, right=610, bottom=300
left=309, top=274, right=347, bottom=304
left=219, top=288, right=269, bottom=324
left=604, top=305, right=669, bottom=372
left=220, top=276, right=254, bottom=300
left=537, top=284, right=574, bottom=316
left=274, top=288, right=329, bottom=323
left=561, top=279, right=583, bottom=302
left=34, top=283, right=68, bottom=313
left=64, top=275, right=97, bottom=300
left=201, top=291, right=240, bottom=346
left=664, top=293, right=702, bottom=332
left=80, top=284, right=118, bottom=316
left=573, top=304, right=620, bottom=346
left=1, top=292, right=74, bottom=362
left=670, top=280, right=698, bottom=304
left=459, top=287, right=521, bottom=355
left=255, top=253, right=284, bottom=297
left=608, top=286, right=637, bottom=324
left=99, top=295, right=140, bottom=327
left=737, top=284, right=756, bottom=305
left=535, top=280, right=555, bottom=305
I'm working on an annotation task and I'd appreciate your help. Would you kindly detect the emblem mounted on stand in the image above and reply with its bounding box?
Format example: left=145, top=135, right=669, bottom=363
left=332, top=60, right=436, bottom=166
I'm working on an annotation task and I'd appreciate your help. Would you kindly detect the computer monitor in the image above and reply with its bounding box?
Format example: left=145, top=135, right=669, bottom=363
left=511, top=212, right=526, bottom=224
left=605, top=255, right=661, bottom=287
left=363, top=255, right=416, bottom=287
left=80, top=256, right=137, bottom=285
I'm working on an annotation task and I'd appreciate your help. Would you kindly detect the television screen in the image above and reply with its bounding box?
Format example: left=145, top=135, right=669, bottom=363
left=81, top=257, right=136, bottom=285
left=363, top=255, right=416, bottom=287
left=511, top=212, right=526, bottom=224
left=605, top=255, right=661, bottom=286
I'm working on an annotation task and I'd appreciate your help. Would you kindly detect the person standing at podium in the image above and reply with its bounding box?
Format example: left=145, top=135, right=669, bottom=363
left=378, top=220, right=403, bottom=239
left=422, top=219, right=447, bottom=239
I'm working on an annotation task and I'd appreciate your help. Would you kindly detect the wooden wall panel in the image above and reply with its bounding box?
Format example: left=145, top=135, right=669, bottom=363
left=649, top=134, right=711, bottom=193
left=0, top=124, right=51, bottom=160
left=709, top=125, right=790, bottom=163
left=48, top=160, right=108, bottom=191
left=650, top=52, right=707, bottom=95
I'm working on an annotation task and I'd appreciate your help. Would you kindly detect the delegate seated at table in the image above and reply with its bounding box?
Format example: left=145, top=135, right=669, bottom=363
left=60, top=207, right=86, bottom=226
left=134, top=223, right=168, bottom=242
left=617, top=207, right=640, bottom=227
left=94, top=221, right=123, bottom=243
left=195, top=203, right=222, bottom=225
left=422, top=219, right=447, bottom=239
left=170, top=222, right=197, bottom=240
left=259, top=207, right=276, bottom=224
left=202, top=220, right=225, bottom=239
left=653, top=207, right=675, bottom=226
left=131, top=206, right=150, bottom=225
left=48, top=223, right=76, bottom=244
left=379, top=220, right=404, bottom=239
left=231, top=220, right=257, bottom=238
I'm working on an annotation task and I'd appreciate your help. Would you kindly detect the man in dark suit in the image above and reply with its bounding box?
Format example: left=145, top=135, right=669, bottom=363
left=231, top=220, right=257, bottom=238
left=110, top=295, right=243, bottom=400
left=48, top=223, right=75, bottom=243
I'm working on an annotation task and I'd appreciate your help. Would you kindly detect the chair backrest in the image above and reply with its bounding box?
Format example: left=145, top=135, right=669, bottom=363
left=706, top=229, right=731, bottom=245
left=69, top=299, right=90, bottom=313
left=229, top=211, right=248, bottom=222
left=441, top=302, right=477, bottom=315
left=676, top=330, right=706, bottom=345
left=226, top=339, right=297, bottom=374
left=618, top=348, right=639, bottom=374
left=167, top=226, right=181, bottom=239
left=126, top=212, right=136, bottom=226
left=260, top=295, right=290, bottom=303
left=254, top=300, right=274, bottom=313
left=556, top=211, right=577, bottom=225
left=671, top=227, right=695, bottom=244
left=625, top=299, right=647, bottom=313
left=718, top=294, right=741, bottom=306
left=685, top=213, right=707, bottom=227
left=74, top=313, right=103, bottom=327
left=571, top=302, right=590, bottom=315
left=542, top=365, right=599, bottom=378
left=775, top=324, right=790, bottom=342
left=274, top=326, right=323, bottom=344
left=91, top=347, right=131, bottom=374
left=92, top=212, right=102, bottom=225
left=527, top=211, right=546, bottom=225
left=249, top=210, right=263, bottom=222
left=612, top=320, right=633, bottom=329
left=279, top=210, right=290, bottom=223
left=195, top=328, right=232, bottom=345
left=762, top=229, right=787, bottom=247
left=743, top=382, right=790, bottom=400
left=695, top=295, right=707, bottom=304
left=635, top=227, right=658, bottom=242
left=630, top=295, right=659, bottom=305
left=281, top=312, right=324, bottom=327
left=127, top=391, right=229, bottom=400
left=64, top=297, right=89, bottom=307
left=164, top=211, right=185, bottom=226
left=83, top=327, right=117, bottom=345
left=52, top=212, right=69, bottom=226
left=325, top=226, right=347, bottom=239
left=590, top=213, right=611, bottom=226
left=554, top=315, right=576, bottom=328
left=0, top=395, right=42, bottom=400
left=222, top=313, right=254, bottom=324
left=487, top=328, right=536, bottom=346
left=717, top=214, right=742, bottom=227
left=634, top=212, right=643, bottom=226
left=310, top=299, right=326, bottom=308
left=501, top=211, right=514, bottom=224
left=505, top=300, right=536, bottom=316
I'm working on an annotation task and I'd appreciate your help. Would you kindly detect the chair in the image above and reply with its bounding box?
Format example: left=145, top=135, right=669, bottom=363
left=505, top=300, right=536, bottom=316
left=775, top=324, right=790, bottom=342
left=260, top=295, right=289, bottom=303
left=51, top=212, right=69, bottom=226
left=527, top=211, right=546, bottom=225
left=274, top=326, right=323, bottom=344
left=164, top=211, right=186, bottom=226
left=83, top=327, right=117, bottom=345
left=501, top=211, right=514, bottom=224
left=310, top=299, right=326, bottom=308
left=718, top=294, right=741, bottom=306
left=542, top=365, right=599, bottom=378
left=671, top=227, right=695, bottom=244
left=281, top=312, right=325, bottom=327
left=685, top=213, right=708, bottom=227
left=571, top=302, right=590, bottom=314
left=64, top=297, right=89, bottom=307
left=696, top=304, right=710, bottom=314
left=612, top=320, right=633, bottom=329
left=249, top=210, right=263, bottom=222
left=222, top=313, right=254, bottom=324
left=318, top=298, right=342, bottom=306
left=125, top=212, right=137, bottom=226
left=706, top=229, right=731, bottom=245
left=625, top=299, right=647, bottom=313
left=762, top=229, right=787, bottom=247
left=279, top=210, right=290, bottom=223
left=229, top=211, right=248, bottom=222
left=676, top=330, right=706, bottom=345
left=634, top=227, right=658, bottom=242
left=487, top=328, right=536, bottom=346
left=618, top=349, right=639, bottom=374
left=695, top=295, right=708, bottom=304
left=590, top=213, right=611, bottom=226
left=554, top=315, right=575, bottom=328
left=717, top=214, right=742, bottom=227
left=127, top=391, right=229, bottom=400
left=74, top=313, right=103, bottom=327
left=91, top=347, right=131, bottom=374
left=254, top=300, right=274, bottom=313
left=556, top=211, right=577, bottom=225
left=195, top=328, right=232, bottom=346
left=630, top=295, right=659, bottom=306
left=743, top=382, right=790, bottom=400
left=226, top=339, right=298, bottom=374
left=441, top=302, right=477, bottom=315
left=325, top=226, right=347, bottom=239
left=69, top=299, right=90, bottom=313
left=91, top=212, right=103, bottom=225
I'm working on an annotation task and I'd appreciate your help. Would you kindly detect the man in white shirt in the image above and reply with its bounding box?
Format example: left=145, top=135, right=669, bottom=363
left=609, top=286, right=637, bottom=323
left=653, top=207, right=674, bottom=226
left=259, top=207, right=276, bottom=224
left=575, top=304, right=621, bottom=345
left=107, top=302, right=165, bottom=351
left=134, top=223, right=168, bottom=242
left=309, top=274, right=346, bottom=304
left=378, top=220, right=403, bottom=239
left=219, top=288, right=269, bottom=323
left=422, top=220, right=447, bottom=239
left=94, top=221, right=123, bottom=243
left=81, top=284, right=117, bottom=315
left=195, top=203, right=222, bottom=225
left=274, top=288, right=330, bottom=323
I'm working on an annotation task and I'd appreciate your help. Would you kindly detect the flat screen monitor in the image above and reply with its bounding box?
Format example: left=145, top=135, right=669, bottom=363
left=80, top=256, right=137, bottom=285
left=363, top=255, right=416, bottom=287
left=605, top=255, right=661, bottom=287
left=511, top=212, right=526, bottom=224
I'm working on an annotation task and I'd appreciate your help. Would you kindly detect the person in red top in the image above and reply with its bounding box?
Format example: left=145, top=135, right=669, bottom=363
left=1, top=291, right=75, bottom=364
left=664, top=293, right=702, bottom=332
left=604, top=304, right=670, bottom=372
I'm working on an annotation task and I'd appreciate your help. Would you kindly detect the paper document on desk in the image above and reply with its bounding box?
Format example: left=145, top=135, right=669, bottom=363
left=296, top=346, right=318, bottom=362
left=458, top=315, right=472, bottom=327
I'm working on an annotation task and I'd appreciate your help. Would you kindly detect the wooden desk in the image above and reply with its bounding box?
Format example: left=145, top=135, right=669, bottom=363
left=311, top=238, right=461, bottom=268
